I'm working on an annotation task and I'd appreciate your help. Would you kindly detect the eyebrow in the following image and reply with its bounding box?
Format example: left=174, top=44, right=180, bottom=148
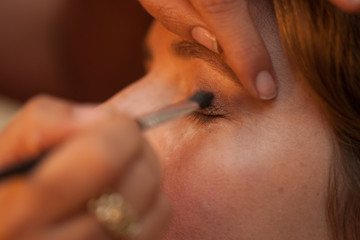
left=171, top=40, right=241, bottom=87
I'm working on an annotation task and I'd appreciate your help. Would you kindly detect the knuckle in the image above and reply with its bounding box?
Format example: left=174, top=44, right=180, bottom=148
left=198, top=0, right=239, bottom=14
left=23, top=95, right=72, bottom=119
left=26, top=94, right=58, bottom=110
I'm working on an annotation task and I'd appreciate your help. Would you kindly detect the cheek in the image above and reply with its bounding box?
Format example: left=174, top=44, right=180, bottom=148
left=147, top=122, right=245, bottom=238
left=147, top=118, right=331, bottom=239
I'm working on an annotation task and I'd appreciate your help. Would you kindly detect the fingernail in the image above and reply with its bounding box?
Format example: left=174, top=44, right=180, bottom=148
left=192, top=26, right=222, bottom=54
left=255, top=71, right=277, bottom=100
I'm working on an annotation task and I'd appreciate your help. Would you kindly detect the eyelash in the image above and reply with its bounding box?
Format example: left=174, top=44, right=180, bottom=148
left=188, top=110, right=226, bottom=125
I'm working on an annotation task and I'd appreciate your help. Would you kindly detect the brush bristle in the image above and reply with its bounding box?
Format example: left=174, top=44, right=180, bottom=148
left=189, top=91, right=214, bottom=109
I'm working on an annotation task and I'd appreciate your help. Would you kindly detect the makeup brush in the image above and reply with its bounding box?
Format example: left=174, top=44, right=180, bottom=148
left=0, top=91, right=214, bottom=180
left=137, top=90, right=214, bottom=129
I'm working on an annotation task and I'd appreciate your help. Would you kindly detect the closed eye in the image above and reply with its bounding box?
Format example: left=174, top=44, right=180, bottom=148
left=188, top=111, right=226, bottom=124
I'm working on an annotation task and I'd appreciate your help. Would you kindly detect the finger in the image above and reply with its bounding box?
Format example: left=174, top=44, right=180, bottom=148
left=190, top=0, right=277, bottom=100
left=328, top=0, right=360, bottom=12
left=46, top=214, right=112, bottom=240
left=30, top=114, right=143, bottom=222
left=135, top=194, right=172, bottom=240
left=0, top=177, right=37, bottom=239
left=118, top=140, right=161, bottom=217
left=138, top=0, right=204, bottom=39
left=0, top=95, right=95, bottom=169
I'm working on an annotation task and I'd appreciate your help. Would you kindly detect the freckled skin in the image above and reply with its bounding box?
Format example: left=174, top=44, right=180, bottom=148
left=103, top=1, right=333, bottom=239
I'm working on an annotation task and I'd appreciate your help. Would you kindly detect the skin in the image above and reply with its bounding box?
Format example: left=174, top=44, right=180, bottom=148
left=1, top=0, right=353, bottom=239
left=104, top=1, right=334, bottom=239
left=0, top=0, right=358, bottom=100
left=139, top=0, right=360, bottom=100
left=0, top=96, right=170, bottom=240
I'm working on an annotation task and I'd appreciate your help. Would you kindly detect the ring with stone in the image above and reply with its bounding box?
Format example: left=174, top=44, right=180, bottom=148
left=88, top=192, right=140, bottom=238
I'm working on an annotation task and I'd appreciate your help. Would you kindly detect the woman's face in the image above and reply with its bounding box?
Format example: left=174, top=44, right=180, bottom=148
left=104, top=1, right=333, bottom=239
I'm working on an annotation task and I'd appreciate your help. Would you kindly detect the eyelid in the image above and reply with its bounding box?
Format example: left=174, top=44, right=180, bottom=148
left=197, top=104, right=225, bottom=115
left=188, top=111, right=221, bottom=124
left=187, top=98, right=231, bottom=125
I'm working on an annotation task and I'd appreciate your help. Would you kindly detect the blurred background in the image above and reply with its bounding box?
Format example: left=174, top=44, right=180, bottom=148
left=0, top=0, right=152, bottom=128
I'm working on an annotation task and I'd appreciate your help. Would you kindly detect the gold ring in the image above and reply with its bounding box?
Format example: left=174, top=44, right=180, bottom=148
left=88, top=192, right=140, bottom=238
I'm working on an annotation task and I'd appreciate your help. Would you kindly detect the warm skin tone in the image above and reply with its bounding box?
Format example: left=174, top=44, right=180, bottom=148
left=139, top=0, right=360, bottom=101
left=0, top=0, right=358, bottom=102
left=0, top=0, right=348, bottom=239
left=0, top=98, right=170, bottom=240
left=104, top=1, right=334, bottom=239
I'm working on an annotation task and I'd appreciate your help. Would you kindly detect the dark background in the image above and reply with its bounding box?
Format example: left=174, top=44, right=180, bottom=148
left=0, top=0, right=152, bottom=103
